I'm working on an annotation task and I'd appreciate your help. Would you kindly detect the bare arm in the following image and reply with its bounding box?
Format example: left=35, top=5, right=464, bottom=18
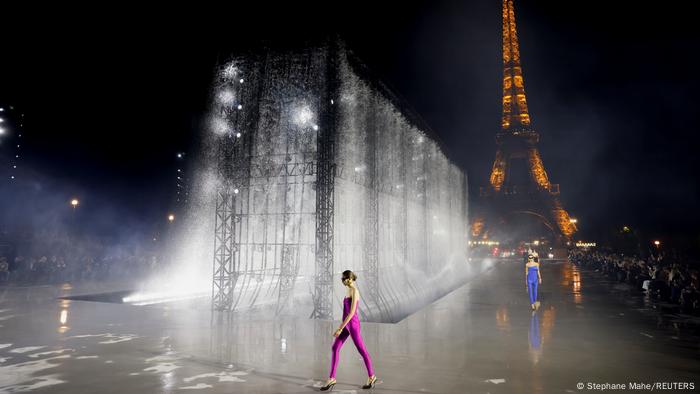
left=537, top=263, right=542, bottom=282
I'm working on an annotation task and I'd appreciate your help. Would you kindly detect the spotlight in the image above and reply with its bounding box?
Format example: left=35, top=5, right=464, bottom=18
left=294, top=106, right=313, bottom=125
left=217, top=89, right=235, bottom=105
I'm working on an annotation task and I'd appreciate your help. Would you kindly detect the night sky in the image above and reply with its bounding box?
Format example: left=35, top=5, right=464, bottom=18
left=1, top=1, right=698, bottom=243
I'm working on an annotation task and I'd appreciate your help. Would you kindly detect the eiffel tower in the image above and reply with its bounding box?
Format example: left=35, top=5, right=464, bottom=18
left=471, top=0, right=576, bottom=245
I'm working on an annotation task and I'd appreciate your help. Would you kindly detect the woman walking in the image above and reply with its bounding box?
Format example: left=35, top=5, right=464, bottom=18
left=321, top=270, right=378, bottom=391
left=526, top=254, right=542, bottom=311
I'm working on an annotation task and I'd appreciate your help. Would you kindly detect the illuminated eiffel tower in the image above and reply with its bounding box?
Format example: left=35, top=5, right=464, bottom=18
left=472, top=0, right=576, bottom=244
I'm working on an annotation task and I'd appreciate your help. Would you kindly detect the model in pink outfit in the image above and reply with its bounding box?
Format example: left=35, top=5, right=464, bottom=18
left=320, top=270, right=378, bottom=391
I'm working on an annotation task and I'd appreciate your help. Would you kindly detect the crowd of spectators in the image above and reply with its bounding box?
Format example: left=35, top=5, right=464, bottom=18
left=0, top=230, right=166, bottom=285
left=569, top=249, right=700, bottom=315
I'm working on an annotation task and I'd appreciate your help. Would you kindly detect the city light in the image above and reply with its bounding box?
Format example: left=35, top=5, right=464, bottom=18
left=468, top=240, right=500, bottom=246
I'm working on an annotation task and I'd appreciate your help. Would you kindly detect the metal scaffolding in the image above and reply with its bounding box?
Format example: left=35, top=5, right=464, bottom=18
left=209, top=40, right=470, bottom=322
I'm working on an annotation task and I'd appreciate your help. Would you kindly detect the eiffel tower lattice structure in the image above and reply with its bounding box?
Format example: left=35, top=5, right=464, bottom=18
left=471, top=0, right=577, bottom=245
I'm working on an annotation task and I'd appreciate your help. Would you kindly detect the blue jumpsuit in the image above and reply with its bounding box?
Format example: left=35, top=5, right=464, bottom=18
left=527, top=265, right=539, bottom=305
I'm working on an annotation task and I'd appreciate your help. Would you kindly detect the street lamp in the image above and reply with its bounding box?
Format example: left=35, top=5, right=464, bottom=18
left=654, top=240, right=660, bottom=247
left=71, top=199, right=79, bottom=212
left=168, top=214, right=175, bottom=222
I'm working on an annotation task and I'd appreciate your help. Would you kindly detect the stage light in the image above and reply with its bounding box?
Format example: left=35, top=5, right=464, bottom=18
left=211, top=117, right=231, bottom=135
left=217, top=89, right=235, bottom=105
left=294, top=106, right=313, bottom=125
left=222, top=64, right=238, bottom=79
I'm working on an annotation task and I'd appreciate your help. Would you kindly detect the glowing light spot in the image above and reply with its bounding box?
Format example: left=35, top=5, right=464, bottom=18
left=217, top=89, right=235, bottom=105
left=211, top=118, right=231, bottom=135
left=294, top=106, right=313, bottom=125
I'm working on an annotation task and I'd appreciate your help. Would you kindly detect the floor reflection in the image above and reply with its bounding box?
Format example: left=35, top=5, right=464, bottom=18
left=496, top=305, right=510, bottom=332
left=58, top=299, right=70, bottom=334
left=560, top=262, right=583, bottom=303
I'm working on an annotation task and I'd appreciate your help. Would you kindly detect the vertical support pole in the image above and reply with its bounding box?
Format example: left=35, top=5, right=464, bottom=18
left=312, top=40, right=339, bottom=320
left=212, top=57, right=261, bottom=312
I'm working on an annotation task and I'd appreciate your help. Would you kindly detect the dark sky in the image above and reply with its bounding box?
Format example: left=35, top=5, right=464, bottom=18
left=1, top=1, right=698, bottom=241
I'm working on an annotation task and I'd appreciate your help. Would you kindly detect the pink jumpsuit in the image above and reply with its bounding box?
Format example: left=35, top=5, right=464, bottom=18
left=329, top=296, right=375, bottom=379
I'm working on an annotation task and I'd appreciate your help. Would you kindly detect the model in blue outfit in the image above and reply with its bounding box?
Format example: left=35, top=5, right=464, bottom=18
left=525, top=253, right=542, bottom=311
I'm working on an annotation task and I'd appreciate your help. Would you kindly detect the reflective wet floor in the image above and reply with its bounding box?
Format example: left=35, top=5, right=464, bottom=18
left=1, top=261, right=699, bottom=393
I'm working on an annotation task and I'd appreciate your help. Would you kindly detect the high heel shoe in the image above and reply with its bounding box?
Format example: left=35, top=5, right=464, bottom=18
left=320, top=379, right=336, bottom=391
left=362, top=375, right=377, bottom=389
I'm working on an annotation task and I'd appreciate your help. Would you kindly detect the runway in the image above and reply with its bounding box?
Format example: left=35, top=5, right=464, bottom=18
left=1, top=260, right=698, bottom=393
